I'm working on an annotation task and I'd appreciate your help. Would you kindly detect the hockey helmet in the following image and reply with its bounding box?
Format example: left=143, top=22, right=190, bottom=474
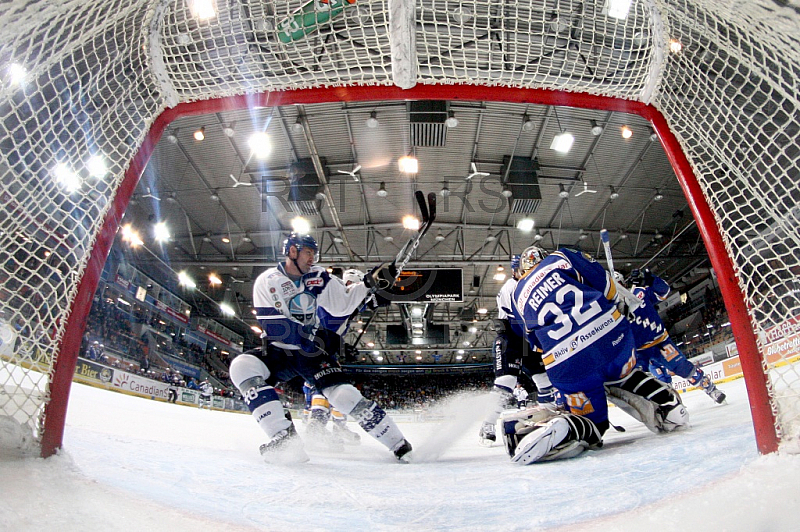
left=342, top=268, right=365, bottom=286
left=628, top=269, right=643, bottom=286
left=282, top=233, right=319, bottom=263
left=612, top=271, right=625, bottom=283
left=519, top=246, right=548, bottom=275
left=510, top=254, right=521, bottom=274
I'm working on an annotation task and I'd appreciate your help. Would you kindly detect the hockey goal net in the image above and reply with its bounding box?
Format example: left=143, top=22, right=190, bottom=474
left=0, top=0, right=798, bottom=457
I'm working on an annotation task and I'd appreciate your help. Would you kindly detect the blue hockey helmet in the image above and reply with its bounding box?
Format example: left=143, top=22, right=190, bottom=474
left=510, top=254, right=521, bottom=273
left=282, top=233, right=319, bottom=263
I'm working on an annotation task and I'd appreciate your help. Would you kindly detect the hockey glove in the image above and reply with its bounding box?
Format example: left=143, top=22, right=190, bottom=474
left=344, top=343, right=359, bottom=363
left=365, top=263, right=398, bottom=290
left=643, top=268, right=654, bottom=287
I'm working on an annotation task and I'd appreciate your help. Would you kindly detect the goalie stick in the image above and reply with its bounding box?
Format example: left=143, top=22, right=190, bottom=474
left=599, top=229, right=642, bottom=311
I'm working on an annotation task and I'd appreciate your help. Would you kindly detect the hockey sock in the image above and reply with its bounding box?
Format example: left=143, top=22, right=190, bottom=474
left=687, top=366, right=705, bottom=386
left=239, top=377, right=291, bottom=439
left=324, top=384, right=406, bottom=451
left=310, top=393, right=332, bottom=424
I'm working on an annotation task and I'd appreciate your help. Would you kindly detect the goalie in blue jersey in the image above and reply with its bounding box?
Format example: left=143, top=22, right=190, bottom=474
left=504, top=246, right=689, bottom=465
left=616, top=269, right=725, bottom=404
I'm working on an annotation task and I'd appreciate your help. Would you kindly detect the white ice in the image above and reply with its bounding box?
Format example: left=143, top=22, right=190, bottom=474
left=1, top=377, right=799, bottom=531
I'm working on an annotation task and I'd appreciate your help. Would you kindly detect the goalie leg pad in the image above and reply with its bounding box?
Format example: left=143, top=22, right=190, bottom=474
left=509, top=413, right=602, bottom=465
left=606, top=368, right=689, bottom=433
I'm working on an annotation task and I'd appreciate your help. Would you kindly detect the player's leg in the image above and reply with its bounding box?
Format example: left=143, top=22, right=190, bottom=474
left=331, top=408, right=361, bottom=444
left=657, top=340, right=726, bottom=404
left=479, top=331, right=521, bottom=443
left=298, top=350, right=411, bottom=461
left=229, top=348, right=308, bottom=463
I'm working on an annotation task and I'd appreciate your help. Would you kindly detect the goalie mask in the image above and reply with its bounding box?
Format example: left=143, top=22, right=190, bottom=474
left=342, top=268, right=364, bottom=286
left=612, top=271, right=625, bottom=284
left=519, top=246, right=548, bottom=276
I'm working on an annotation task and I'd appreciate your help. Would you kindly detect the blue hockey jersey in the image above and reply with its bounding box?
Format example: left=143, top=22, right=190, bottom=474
left=627, top=276, right=670, bottom=349
left=513, top=248, right=623, bottom=370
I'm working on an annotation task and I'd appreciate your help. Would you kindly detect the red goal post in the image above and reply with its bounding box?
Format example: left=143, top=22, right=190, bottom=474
left=1, top=0, right=797, bottom=458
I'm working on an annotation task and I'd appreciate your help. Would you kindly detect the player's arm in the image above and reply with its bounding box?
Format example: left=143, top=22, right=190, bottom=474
left=317, top=273, right=370, bottom=317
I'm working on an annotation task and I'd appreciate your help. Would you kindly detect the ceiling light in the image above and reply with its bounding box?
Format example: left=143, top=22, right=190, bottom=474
left=621, top=126, right=633, bottom=139
left=87, top=155, right=107, bottom=178
left=153, top=222, right=170, bottom=242
left=412, top=322, right=423, bottom=328
left=501, top=186, right=513, bottom=198
left=463, top=341, right=471, bottom=346
left=222, top=123, right=236, bottom=137
left=579, top=230, right=588, bottom=240
left=193, top=127, right=205, bottom=141
left=202, top=232, right=212, bottom=243
left=292, top=116, right=304, bottom=134
left=291, top=216, right=311, bottom=234
left=522, top=114, right=535, bottom=132
left=166, top=192, right=178, bottom=203
left=619, top=230, right=628, bottom=240
left=178, top=271, right=196, bottom=289
left=440, top=182, right=451, bottom=197
left=493, top=272, right=507, bottom=281
left=497, top=265, right=504, bottom=271
left=221, top=236, right=230, bottom=243
left=558, top=183, right=570, bottom=198
left=468, top=326, right=477, bottom=333
left=609, top=186, right=620, bottom=200
left=435, top=230, right=446, bottom=242
left=669, top=39, right=683, bottom=54
left=458, top=349, right=465, bottom=355
left=210, top=190, right=220, bottom=202
left=219, top=302, right=235, bottom=316
left=166, top=132, right=178, bottom=144
left=366, top=111, right=379, bottom=128
left=191, top=0, right=216, bottom=20
left=590, top=120, right=604, bottom=136
left=383, top=233, right=394, bottom=242
left=402, top=215, right=420, bottom=231
left=649, top=130, right=658, bottom=142
left=333, top=236, right=343, bottom=243
left=517, top=218, right=535, bottom=232
left=477, top=308, right=488, bottom=315
left=533, top=231, right=543, bottom=242
left=54, top=163, right=81, bottom=193
left=445, top=110, right=458, bottom=128
left=411, top=306, right=423, bottom=317
left=485, top=232, right=496, bottom=242
left=208, top=273, right=222, bottom=285
left=8, top=63, right=26, bottom=84
left=248, top=131, right=271, bottom=158
left=604, top=0, right=633, bottom=20
left=654, top=189, right=664, bottom=201
left=655, top=231, right=663, bottom=239
left=242, top=234, right=252, bottom=243
left=398, top=155, right=418, bottom=174
left=550, top=132, right=575, bottom=153
left=376, top=182, right=388, bottom=197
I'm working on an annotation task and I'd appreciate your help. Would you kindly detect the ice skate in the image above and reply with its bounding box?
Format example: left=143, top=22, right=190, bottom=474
left=304, top=419, right=345, bottom=452
left=392, top=439, right=413, bottom=462
left=332, top=422, right=361, bottom=445
left=259, top=423, right=309, bottom=464
left=479, top=421, right=497, bottom=445
left=700, top=376, right=726, bottom=404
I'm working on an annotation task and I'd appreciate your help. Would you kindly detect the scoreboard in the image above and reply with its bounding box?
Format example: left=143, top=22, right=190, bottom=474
left=384, top=268, right=463, bottom=303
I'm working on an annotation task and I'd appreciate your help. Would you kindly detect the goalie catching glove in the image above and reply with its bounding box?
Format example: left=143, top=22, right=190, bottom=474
left=365, top=263, right=398, bottom=290
left=502, top=407, right=603, bottom=465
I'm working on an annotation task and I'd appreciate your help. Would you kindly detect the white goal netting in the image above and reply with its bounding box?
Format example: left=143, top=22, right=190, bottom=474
left=1, top=0, right=798, bottom=455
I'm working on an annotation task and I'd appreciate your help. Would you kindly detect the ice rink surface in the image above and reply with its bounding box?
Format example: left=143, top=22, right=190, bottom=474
left=1, top=376, right=799, bottom=531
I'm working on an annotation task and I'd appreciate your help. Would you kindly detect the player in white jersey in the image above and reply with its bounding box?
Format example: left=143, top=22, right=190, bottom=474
left=478, top=255, right=561, bottom=444
left=228, top=233, right=411, bottom=463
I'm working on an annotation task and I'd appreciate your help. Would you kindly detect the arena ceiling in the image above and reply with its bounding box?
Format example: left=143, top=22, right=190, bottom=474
left=120, top=98, right=712, bottom=365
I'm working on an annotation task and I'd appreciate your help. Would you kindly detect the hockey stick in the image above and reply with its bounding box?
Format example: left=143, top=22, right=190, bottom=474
left=600, top=229, right=642, bottom=311
left=347, top=191, right=437, bottom=324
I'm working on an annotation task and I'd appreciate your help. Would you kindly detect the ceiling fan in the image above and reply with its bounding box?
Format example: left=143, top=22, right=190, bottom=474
left=466, top=162, right=490, bottom=180
left=574, top=181, right=598, bottom=197
left=141, top=187, right=160, bottom=201
left=229, top=174, right=253, bottom=187
left=337, top=164, right=361, bottom=182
